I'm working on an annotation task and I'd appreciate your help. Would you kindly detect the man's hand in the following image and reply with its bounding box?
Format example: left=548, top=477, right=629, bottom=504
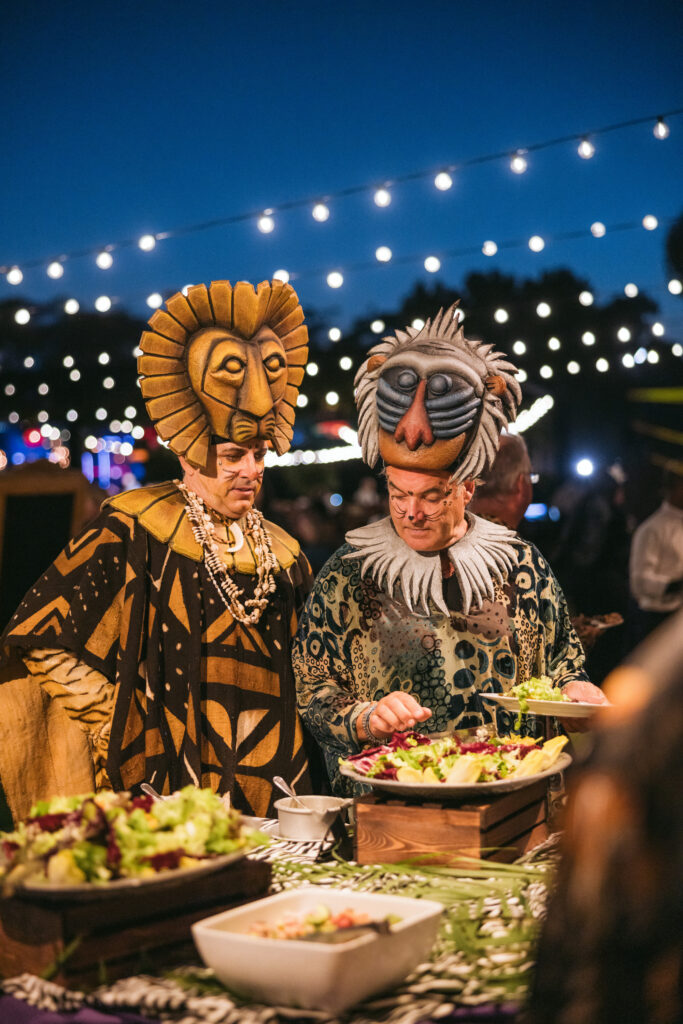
left=561, top=679, right=609, bottom=705
left=559, top=678, right=609, bottom=733
left=358, top=692, right=432, bottom=742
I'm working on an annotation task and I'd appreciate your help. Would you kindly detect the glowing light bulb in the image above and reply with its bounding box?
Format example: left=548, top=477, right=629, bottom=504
left=412, top=318, right=425, bottom=330
left=536, top=302, right=551, bottom=318
left=567, top=361, right=581, bottom=375
left=622, top=354, right=635, bottom=368
left=482, top=240, right=498, bottom=256
left=512, top=340, right=526, bottom=355
left=96, top=251, right=113, bottom=269
left=328, top=327, right=341, bottom=342
left=4, top=384, right=15, bottom=395
left=617, top=327, right=631, bottom=342
left=306, top=362, right=319, bottom=376
left=424, top=256, right=441, bottom=273
left=624, top=283, right=639, bottom=297
left=651, top=322, right=665, bottom=337
left=312, top=203, right=330, bottom=222
left=434, top=171, right=453, bottom=191
left=668, top=279, right=682, bottom=295
left=548, top=337, right=561, bottom=351
left=95, top=408, right=107, bottom=421
left=528, top=235, right=545, bottom=252
left=596, top=358, right=609, bottom=372
left=591, top=221, right=606, bottom=238
left=373, top=188, right=391, bottom=207
left=326, top=271, right=343, bottom=288
left=47, top=261, right=64, bottom=279
left=339, top=357, right=353, bottom=370
left=375, top=246, right=392, bottom=262
left=273, top=269, right=289, bottom=283
left=647, top=349, right=659, bottom=364
left=296, top=394, right=308, bottom=408
left=510, top=152, right=527, bottom=174
left=66, top=409, right=78, bottom=421
left=24, top=356, right=34, bottom=368
left=578, top=138, right=595, bottom=159
left=370, top=320, right=385, bottom=334
left=494, top=308, right=509, bottom=323
left=103, top=377, right=115, bottom=389
left=95, top=296, right=111, bottom=312
left=38, top=383, right=49, bottom=395
left=672, top=344, right=682, bottom=357
left=69, top=369, right=81, bottom=381
left=653, top=118, right=670, bottom=139
left=14, top=308, right=30, bottom=325
left=64, top=299, right=79, bottom=315
left=642, top=215, right=658, bottom=231
left=634, top=348, right=647, bottom=364
left=7, top=266, right=23, bottom=285
left=540, top=365, right=553, bottom=379
left=515, top=368, right=528, bottom=382
left=582, top=331, right=596, bottom=346
left=325, top=391, right=340, bottom=406
left=8, top=413, right=19, bottom=424
left=98, top=352, right=110, bottom=365
left=146, top=292, right=162, bottom=309
left=576, top=458, right=594, bottom=477
left=257, top=213, right=275, bottom=233
left=132, top=425, right=145, bottom=439
left=579, top=291, right=593, bottom=306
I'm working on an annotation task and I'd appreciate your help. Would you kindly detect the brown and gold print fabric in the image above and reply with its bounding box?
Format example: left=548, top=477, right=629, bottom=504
left=1, top=508, right=312, bottom=816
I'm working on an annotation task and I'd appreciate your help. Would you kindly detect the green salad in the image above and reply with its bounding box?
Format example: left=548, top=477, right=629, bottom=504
left=508, top=676, right=568, bottom=729
left=0, top=786, right=267, bottom=890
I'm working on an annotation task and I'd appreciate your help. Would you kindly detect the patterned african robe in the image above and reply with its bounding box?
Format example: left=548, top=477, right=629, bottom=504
left=292, top=540, right=587, bottom=796
left=1, top=483, right=312, bottom=817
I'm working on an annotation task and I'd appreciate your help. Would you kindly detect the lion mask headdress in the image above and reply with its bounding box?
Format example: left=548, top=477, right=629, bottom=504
left=138, top=279, right=308, bottom=470
left=354, top=303, right=521, bottom=482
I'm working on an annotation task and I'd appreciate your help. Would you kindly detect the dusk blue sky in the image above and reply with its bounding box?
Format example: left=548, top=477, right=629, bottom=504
left=3, top=0, right=682, bottom=335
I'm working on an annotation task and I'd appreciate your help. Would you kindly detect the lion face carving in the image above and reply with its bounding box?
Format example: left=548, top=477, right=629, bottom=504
left=187, top=325, right=289, bottom=444
left=138, top=280, right=308, bottom=469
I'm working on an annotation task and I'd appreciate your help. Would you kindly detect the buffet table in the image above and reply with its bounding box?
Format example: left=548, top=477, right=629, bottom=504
left=0, top=826, right=559, bottom=1024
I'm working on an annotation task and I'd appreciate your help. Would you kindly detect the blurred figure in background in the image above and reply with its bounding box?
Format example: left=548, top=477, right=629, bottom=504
left=629, top=469, right=683, bottom=644
left=526, top=608, right=683, bottom=1024
left=469, top=432, right=533, bottom=531
left=552, top=463, right=631, bottom=682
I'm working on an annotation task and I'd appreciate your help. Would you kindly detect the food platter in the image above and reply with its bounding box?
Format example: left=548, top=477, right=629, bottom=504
left=13, top=848, right=249, bottom=901
left=480, top=692, right=602, bottom=718
left=340, top=751, right=572, bottom=798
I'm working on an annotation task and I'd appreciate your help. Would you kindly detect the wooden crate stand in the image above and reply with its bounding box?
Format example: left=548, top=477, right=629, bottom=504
left=0, top=856, right=271, bottom=987
left=354, top=779, right=549, bottom=865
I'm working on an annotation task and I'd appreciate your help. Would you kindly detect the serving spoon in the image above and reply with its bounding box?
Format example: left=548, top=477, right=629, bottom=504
left=272, top=775, right=307, bottom=808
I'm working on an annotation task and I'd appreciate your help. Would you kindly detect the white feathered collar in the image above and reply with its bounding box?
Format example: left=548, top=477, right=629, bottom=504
left=344, top=513, right=520, bottom=616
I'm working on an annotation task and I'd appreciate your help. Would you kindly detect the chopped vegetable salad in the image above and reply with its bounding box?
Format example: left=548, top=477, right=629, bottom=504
left=0, top=787, right=267, bottom=890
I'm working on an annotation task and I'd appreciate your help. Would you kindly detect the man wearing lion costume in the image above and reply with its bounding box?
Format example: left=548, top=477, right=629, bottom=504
left=293, top=304, right=606, bottom=796
left=0, top=280, right=314, bottom=820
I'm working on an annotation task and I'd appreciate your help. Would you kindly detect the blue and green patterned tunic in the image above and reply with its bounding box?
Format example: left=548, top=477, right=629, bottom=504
left=292, top=539, right=587, bottom=796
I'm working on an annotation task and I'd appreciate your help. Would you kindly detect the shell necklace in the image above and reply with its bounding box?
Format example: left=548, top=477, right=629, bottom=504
left=175, top=481, right=277, bottom=625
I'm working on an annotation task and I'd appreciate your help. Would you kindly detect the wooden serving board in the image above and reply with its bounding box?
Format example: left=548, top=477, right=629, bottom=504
left=354, top=779, right=549, bottom=865
left=0, top=856, right=271, bottom=987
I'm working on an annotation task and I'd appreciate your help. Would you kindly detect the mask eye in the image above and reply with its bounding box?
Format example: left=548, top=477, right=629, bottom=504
left=264, top=354, right=285, bottom=373
left=219, top=356, right=245, bottom=373
left=397, top=369, right=419, bottom=391
left=428, top=373, right=451, bottom=396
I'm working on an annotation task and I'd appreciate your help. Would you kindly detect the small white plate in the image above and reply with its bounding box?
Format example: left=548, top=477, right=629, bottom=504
left=480, top=692, right=603, bottom=718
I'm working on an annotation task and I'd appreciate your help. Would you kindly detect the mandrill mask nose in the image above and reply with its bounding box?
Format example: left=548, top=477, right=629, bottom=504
left=394, top=378, right=434, bottom=450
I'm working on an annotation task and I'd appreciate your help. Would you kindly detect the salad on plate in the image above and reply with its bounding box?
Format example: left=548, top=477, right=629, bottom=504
left=0, top=786, right=267, bottom=893
left=340, top=730, right=568, bottom=786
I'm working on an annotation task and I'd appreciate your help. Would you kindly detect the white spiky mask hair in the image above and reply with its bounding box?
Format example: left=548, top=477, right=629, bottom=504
left=354, top=302, right=521, bottom=483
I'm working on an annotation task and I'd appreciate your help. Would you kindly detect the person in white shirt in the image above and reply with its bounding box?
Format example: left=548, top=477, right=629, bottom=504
left=629, top=471, right=683, bottom=641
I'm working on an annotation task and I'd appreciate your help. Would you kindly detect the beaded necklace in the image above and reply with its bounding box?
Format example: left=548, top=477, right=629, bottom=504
left=175, top=481, right=278, bottom=625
